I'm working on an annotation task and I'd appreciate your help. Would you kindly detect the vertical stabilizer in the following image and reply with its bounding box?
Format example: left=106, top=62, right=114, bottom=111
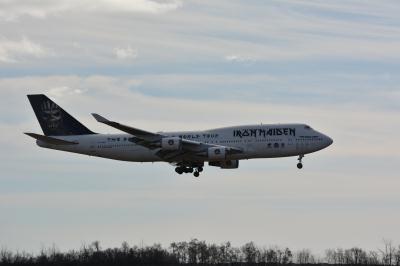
left=27, top=94, right=95, bottom=136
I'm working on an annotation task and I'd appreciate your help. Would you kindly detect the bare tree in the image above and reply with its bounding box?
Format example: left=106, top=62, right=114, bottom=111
left=219, top=241, right=232, bottom=263
left=343, top=247, right=367, bottom=265
left=325, top=249, right=335, bottom=264
left=197, top=240, right=209, bottom=264
left=266, top=247, right=278, bottom=264
left=394, top=245, right=400, bottom=266
left=325, top=248, right=346, bottom=265
left=0, top=248, right=13, bottom=264
left=380, top=239, right=396, bottom=266
left=257, top=247, right=268, bottom=263
left=368, top=250, right=380, bottom=265
left=336, top=248, right=346, bottom=265
left=208, top=243, right=219, bottom=264
left=296, top=249, right=315, bottom=264
left=91, top=240, right=101, bottom=252
left=281, top=247, right=293, bottom=264
left=241, top=242, right=258, bottom=263
left=229, top=246, right=242, bottom=263
left=170, top=241, right=188, bottom=263
left=121, top=241, right=129, bottom=254
left=187, top=238, right=200, bottom=264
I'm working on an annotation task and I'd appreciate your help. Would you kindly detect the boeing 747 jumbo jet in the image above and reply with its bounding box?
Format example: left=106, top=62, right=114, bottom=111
left=25, top=94, right=333, bottom=177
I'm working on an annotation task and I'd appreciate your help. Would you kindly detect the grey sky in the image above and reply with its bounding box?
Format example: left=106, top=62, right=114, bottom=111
left=0, top=0, right=399, bottom=254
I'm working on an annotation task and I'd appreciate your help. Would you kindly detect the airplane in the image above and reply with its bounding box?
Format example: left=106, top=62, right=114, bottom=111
left=25, top=94, right=333, bottom=177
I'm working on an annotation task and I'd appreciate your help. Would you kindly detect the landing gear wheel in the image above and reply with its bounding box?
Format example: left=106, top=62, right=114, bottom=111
left=297, top=154, right=304, bottom=169
left=193, top=171, right=200, bottom=177
left=175, top=167, right=183, bottom=175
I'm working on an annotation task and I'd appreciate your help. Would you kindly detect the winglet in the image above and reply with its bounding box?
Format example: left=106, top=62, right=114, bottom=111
left=91, top=113, right=109, bottom=123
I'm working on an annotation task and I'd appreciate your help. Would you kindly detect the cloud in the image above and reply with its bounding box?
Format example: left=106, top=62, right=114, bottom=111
left=93, top=0, right=183, bottom=14
left=224, top=54, right=257, bottom=63
left=1, top=0, right=400, bottom=70
left=48, top=86, right=84, bottom=97
left=0, top=0, right=183, bottom=21
left=0, top=37, right=46, bottom=63
left=113, top=46, right=138, bottom=60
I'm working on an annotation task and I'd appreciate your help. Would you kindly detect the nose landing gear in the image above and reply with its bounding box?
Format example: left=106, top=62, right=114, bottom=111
left=192, top=166, right=203, bottom=177
left=297, top=155, right=304, bottom=169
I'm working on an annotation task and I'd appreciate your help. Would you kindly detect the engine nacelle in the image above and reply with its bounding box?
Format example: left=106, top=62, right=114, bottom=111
left=161, top=137, right=182, bottom=151
left=208, top=147, right=226, bottom=160
left=209, top=160, right=239, bottom=169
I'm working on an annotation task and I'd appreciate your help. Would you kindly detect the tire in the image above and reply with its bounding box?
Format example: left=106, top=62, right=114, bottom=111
left=175, top=167, right=183, bottom=174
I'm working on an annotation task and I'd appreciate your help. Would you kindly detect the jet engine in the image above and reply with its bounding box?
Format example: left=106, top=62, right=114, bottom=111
left=161, top=137, right=182, bottom=151
left=208, top=147, right=226, bottom=160
left=209, top=160, right=239, bottom=169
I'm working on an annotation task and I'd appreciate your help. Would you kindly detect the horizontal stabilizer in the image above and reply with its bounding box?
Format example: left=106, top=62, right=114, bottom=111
left=24, top=133, right=78, bottom=145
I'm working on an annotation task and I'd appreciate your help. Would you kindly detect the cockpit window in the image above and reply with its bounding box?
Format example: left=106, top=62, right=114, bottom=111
left=304, top=125, right=312, bottom=130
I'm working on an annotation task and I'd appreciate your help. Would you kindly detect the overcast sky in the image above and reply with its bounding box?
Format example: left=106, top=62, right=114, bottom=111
left=0, top=0, right=399, bottom=255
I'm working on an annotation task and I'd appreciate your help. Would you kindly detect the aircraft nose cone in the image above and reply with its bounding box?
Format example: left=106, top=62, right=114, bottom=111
left=326, top=136, right=333, bottom=146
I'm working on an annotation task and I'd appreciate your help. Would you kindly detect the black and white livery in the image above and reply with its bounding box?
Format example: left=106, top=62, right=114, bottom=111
left=25, top=94, right=333, bottom=177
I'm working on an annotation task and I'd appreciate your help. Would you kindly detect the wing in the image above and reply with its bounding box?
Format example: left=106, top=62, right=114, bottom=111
left=92, top=113, right=163, bottom=149
left=92, top=113, right=243, bottom=162
left=92, top=113, right=160, bottom=141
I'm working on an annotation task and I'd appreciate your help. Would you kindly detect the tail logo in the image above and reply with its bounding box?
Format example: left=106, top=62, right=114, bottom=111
left=41, top=100, right=62, bottom=129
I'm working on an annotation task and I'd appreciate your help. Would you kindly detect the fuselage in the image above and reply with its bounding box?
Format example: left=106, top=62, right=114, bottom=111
left=36, top=123, right=333, bottom=162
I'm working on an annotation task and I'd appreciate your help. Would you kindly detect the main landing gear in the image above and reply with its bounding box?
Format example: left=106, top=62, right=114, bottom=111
left=297, top=154, right=304, bottom=169
left=175, top=166, right=203, bottom=177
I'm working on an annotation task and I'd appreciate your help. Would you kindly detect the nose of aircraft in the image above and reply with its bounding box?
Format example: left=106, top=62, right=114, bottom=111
left=326, top=135, right=333, bottom=146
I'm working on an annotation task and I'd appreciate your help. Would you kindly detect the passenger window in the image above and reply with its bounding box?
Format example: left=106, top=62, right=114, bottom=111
left=268, top=143, right=272, bottom=148
left=281, top=143, right=285, bottom=148
left=274, top=143, right=279, bottom=148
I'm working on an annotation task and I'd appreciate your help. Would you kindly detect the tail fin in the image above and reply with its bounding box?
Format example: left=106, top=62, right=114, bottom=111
left=27, top=94, right=95, bottom=136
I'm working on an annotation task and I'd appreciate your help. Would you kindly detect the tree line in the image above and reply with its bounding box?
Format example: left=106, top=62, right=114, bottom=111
left=1, top=239, right=399, bottom=265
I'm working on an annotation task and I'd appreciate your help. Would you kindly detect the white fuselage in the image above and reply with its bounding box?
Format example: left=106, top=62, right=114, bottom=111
left=36, top=124, right=333, bottom=163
